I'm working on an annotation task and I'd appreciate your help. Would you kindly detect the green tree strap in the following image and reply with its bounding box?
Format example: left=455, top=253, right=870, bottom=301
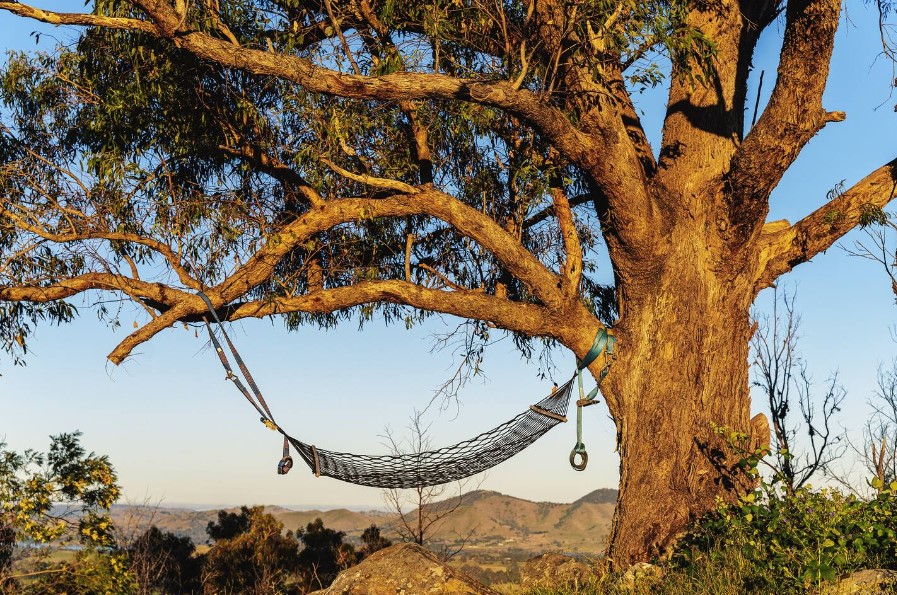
left=570, top=329, right=616, bottom=471
left=577, top=328, right=615, bottom=370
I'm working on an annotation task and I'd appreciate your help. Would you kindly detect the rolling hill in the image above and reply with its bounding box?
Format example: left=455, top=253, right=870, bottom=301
left=109, top=488, right=617, bottom=556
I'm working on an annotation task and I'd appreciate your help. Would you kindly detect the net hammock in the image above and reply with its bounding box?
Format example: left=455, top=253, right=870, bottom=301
left=197, top=293, right=614, bottom=488
left=287, top=380, right=575, bottom=488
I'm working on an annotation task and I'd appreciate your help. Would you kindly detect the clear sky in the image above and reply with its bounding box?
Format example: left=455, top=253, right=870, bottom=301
left=1, top=3, right=897, bottom=510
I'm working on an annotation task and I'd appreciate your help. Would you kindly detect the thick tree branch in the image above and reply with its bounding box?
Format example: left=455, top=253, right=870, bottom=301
left=728, top=0, right=843, bottom=244
left=2, top=186, right=582, bottom=362
left=1, top=272, right=180, bottom=363
left=227, top=283, right=614, bottom=405
left=757, top=158, right=897, bottom=289
left=656, top=1, right=748, bottom=192
left=0, top=0, right=660, bottom=272
left=218, top=190, right=565, bottom=307
left=227, top=281, right=553, bottom=335
left=528, top=0, right=658, bottom=260
left=606, top=72, right=656, bottom=178
left=549, top=184, right=582, bottom=296
left=581, top=95, right=660, bottom=268
left=0, top=272, right=191, bottom=306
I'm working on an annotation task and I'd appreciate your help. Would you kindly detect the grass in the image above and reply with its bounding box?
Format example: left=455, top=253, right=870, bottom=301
left=503, top=552, right=756, bottom=595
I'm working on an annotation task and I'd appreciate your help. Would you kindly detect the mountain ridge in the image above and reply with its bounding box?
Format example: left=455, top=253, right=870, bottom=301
left=110, top=488, right=617, bottom=555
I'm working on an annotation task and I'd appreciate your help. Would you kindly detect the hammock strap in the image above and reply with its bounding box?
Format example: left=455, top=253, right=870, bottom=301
left=570, top=329, right=616, bottom=471
left=576, top=328, right=611, bottom=371
left=202, top=320, right=269, bottom=421
left=197, top=291, right=293, bottom=474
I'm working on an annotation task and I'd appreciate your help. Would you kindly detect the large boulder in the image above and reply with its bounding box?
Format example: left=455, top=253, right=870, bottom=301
left=309, top=543, right=499, bottom=595
left=519, top=552, right=600, bottom=590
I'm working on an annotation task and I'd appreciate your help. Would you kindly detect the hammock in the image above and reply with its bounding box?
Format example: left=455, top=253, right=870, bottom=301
left=197, top=293, right=614, bottom=488
left=286, top=379, right=575, bottom=488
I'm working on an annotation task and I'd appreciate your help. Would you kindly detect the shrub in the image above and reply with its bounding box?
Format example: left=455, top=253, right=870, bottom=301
left=674, top=484, right=897, bottom=593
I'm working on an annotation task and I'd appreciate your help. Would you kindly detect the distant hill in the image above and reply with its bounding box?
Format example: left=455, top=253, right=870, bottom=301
left=573, top=488, right=618, bottom=505
left=109, top=488, right=617, bottom=555
left=422, top=489, right=616, bottom=552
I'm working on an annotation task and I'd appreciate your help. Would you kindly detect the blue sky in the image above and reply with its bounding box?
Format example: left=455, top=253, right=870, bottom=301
left=1, top=3, right=897, bottom=510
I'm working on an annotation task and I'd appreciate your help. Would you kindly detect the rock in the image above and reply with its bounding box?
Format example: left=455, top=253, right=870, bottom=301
left=818, top=569, right=897, bottom=594
left=309, top=542, right=498, bottom=595
left=519, top=552, right=600, bottom=590
left=617, top=561, right=662, bottom=591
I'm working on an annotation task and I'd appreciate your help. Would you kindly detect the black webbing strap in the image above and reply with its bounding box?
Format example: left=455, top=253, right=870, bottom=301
left=203, top=319, right=270, bottom=421
left=197, top=291, right=294, bottom=475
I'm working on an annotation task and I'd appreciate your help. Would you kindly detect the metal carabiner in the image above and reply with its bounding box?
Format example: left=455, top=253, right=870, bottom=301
left=569, top=443, right=588, bottom=471
left=277, top=456, right=294, bottom=475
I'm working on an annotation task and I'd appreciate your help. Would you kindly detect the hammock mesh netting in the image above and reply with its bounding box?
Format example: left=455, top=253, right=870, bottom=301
left=284, top=378, right=575, bottom=488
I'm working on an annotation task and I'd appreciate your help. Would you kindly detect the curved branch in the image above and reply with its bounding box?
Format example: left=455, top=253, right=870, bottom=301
left=319, top=158, right=418, bottom=194
left=549, top=184, right=582, bottom=295
left=655, top=1, right=748, bottom=191
left=0, top=272, right=190, bottom=304
left=1, top=206, right=200, bottom=289
left=227, top=281, right=554, bottom=337
left=216, top=143, right=324, bottom=207
left=756, top=158, right=897, bottom=290
left=523, top=193, right=592, bottom=228
left=219, top=190, right=566, bottom=309
left=2, top=185, right=583, bottom=363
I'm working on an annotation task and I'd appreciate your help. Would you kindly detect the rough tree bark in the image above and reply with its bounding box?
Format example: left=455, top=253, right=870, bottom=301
left=604, top=229, right=765, bottom=561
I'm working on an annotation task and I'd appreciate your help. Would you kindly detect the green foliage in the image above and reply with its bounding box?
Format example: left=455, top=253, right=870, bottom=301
left=822, top=209, right=845, bottom=226
left=675, top=486, right=897, bottom=593
left=0, top=0, right=633, bottom=370
left=359, top=524, right=392, bottom=559
left=0, top=436, right=128, bottom=595
left=128, top=526, right=200, bottom=594
left=295, top=518, right=356, bottom=591
left=22, top=550, right=137, bottom=595
left=0, top=302, right=76, bottom=373
left=0, top=525, right=13, bottom=577
left=206, top=506, right=253, bottom=543
left=859, top=203, right=889, bottom=227
left=0, top=433, right=119, bottom=547
left=202, top=507, right=299, bottom=595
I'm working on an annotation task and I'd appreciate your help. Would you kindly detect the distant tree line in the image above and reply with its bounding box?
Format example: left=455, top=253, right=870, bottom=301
left=4, top=503, right=391, bottom=594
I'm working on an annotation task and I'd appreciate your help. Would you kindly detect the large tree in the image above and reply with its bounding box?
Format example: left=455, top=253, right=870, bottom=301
left=0, top=0, right=895, bottom=564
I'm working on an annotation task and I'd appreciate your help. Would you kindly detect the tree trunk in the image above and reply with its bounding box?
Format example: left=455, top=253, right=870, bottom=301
left=600, top=221, right=771, bottom=565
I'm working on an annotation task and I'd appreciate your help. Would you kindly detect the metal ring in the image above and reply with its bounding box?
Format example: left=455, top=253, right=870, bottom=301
left=569, top=448, right=588, bottom=471
left=277, top=456, right=294, bottom=475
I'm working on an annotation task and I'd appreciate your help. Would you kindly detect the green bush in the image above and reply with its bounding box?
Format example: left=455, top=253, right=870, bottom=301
left=674, top=485, right=897, bottom=593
